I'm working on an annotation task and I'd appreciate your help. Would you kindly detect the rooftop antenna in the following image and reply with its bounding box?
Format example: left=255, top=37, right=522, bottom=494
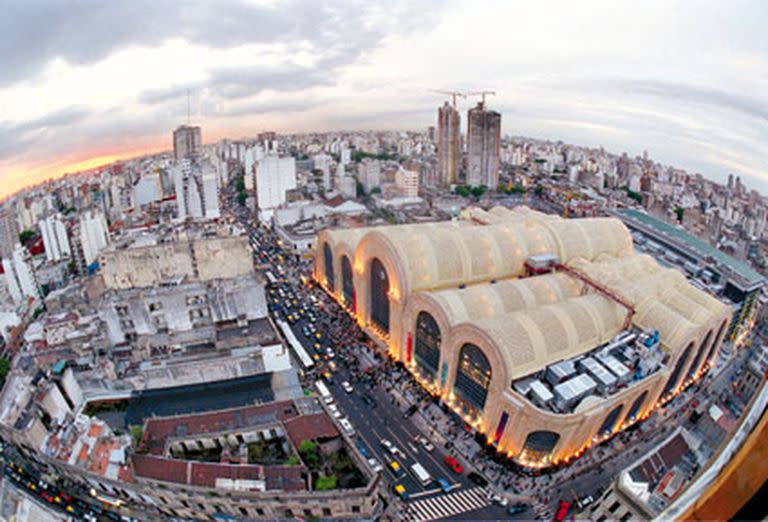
left=186, top=89, right=191, bottom=125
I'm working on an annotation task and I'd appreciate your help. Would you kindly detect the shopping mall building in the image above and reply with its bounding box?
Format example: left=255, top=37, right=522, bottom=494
left=314, top=207, right=731, bottom=468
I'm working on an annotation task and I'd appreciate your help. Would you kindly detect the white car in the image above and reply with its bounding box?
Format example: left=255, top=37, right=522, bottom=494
left=380, top=438, right=401, bottom=456
left=338, top=417, right=356, bottom=436
left=416, top=436, right=435, bottom=452
left=489, top=494, right=509, bottom=507
left=327, top=404, right=342, bottom=418
left=341, top=381, right=354, bottom=393
left=367, top=458, right=384, bottom=473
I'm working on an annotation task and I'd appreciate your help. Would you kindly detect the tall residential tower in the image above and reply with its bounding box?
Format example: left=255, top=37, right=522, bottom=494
left=466, top=101, right=501, bottom=188
left=173, top=125, right=202, bottom=160
left=437, top=102, right=461, bottom=186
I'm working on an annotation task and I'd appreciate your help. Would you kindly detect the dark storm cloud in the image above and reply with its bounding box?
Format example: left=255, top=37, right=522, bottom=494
left=0, top=106, right=90, bottom=155
left=139, top=65, right=334, bottom=106
left=0, top=0, right=435, bottom=87
left=215, top=99, right=320, bottom=118
left=625, top=80, right=768, bottom=122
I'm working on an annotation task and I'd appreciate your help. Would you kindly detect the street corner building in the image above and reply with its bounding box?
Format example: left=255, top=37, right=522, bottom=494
left=313, top=206, right=731, bottom=469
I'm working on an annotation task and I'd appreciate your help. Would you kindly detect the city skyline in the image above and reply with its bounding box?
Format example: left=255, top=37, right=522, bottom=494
left=1, top=0, right=767, bottom=198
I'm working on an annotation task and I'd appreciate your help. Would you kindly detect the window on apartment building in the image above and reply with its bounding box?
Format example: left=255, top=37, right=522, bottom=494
left=608, top=501, right=621, bottom=514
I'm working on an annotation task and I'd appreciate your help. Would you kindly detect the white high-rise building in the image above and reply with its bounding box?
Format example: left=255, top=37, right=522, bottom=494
left=186, top=177, right=203, bottom=218
left=313, top=153, right=332, bottom=189
left=2, top=258, right=21, bottom=304
left=360, top=159, right=381, bottom=193
left=173, top=161, right=219, bottom=221
left=39, top=214, right=71, bottom=262
left=201, top=168, right=220, bottom=219
left=244, top=144, right=265, bottom=191
left=340, top=144, right=351, bottom=166
left=80, top=211, right=109, bottom=266
left=3, top=244, right=37, bottom=304
left=133, top=173, right=162, bottom=207
left=254, top=155, right=296, bottom=222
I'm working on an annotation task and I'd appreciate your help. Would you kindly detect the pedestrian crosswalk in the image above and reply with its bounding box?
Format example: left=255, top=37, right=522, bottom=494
left=405, top=487, right=489, bottom=521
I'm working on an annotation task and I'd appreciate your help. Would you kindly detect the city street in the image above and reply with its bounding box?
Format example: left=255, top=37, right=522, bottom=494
left=225, top=185, right=502, bottom=520
left=224, top=182, right=755, bottom=522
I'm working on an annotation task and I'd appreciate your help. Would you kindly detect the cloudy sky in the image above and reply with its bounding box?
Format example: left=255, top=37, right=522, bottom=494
left=1, top=0, right=766, bottom=198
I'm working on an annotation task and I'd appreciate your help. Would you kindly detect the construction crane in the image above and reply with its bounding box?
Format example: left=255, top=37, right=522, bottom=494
left=431, top=90, right=466, bottom=109
left=466, top=90, right=497, bottom=105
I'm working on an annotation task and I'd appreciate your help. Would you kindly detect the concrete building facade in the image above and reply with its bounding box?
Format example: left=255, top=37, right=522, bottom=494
left=395, top=167, right=419, bottom=198
left=99, top=235, right=252, bottom=290
left=437, top=102, right=461, bottom=186
left=173, top=125, right=202, bottom=160
left=0, top=206, right=19, bottom=259
left=466, top=102, right=501, bottom=188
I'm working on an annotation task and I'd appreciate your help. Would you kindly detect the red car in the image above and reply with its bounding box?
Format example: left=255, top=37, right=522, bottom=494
left=553, top=500, right=571, bottom=522
left=443, top=455, right=463, bottom=474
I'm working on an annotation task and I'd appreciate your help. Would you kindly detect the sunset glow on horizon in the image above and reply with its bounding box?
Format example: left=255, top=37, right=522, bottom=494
left=1, top=144, right=169, bottom=201
left=1, top=0, right=767, bottom=197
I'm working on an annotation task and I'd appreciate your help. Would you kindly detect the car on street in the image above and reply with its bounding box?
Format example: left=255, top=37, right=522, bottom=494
left=327, top=404, right=342, bottom=418
left=380, top=439, right=401, bottom=456
left=443, top=455, right=463, bottom=474
left=338, top=417, right=356, bottom=436
left=341, top=381, right=354, bottom=393
left=388, top=460, right=405, bottom=478
left=467, top=471, right=488, bottom=486
left=416, top=435, right=434, bottom=451
left=554, top=500, right=571, bottom=522
left=490, top=493, right=509, bottom=507
left=507, top=504, right=528, bottom=516
left=367, top=458, right=384, bottom=473
left=356, top=441, right=371, bottom=458
left=393, top=483, right=409, bottom=500
left=576, top=495, right=594, bottom=510
left=436, top=477, right=453, bottom=493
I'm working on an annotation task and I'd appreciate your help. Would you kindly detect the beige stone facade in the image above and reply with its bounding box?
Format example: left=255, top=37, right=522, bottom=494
left=314, top=207, right=731, bottom=467
left=100, top=236, right=252, bottom=289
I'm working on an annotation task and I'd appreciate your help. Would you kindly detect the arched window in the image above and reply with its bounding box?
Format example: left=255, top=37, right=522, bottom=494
left=370, top=258, right=390, bottom=333
left=323, top=243, right=334, bottom=292
left=662, top=342, right=694, bottom=397
left=598, top=404, right=624, bottom=436
left=454, top=343, right=492, bottom=416
left=521, top=431, right=560, bottom=463
left=414, top=311, right=441, bottom=380
left=626, top=390, right=648, bottom=422
left=686, top=330, right=713, bottom=380
left=341, top=255, right=354, bottom=305
left=704, top=320, right=728, bottom=369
